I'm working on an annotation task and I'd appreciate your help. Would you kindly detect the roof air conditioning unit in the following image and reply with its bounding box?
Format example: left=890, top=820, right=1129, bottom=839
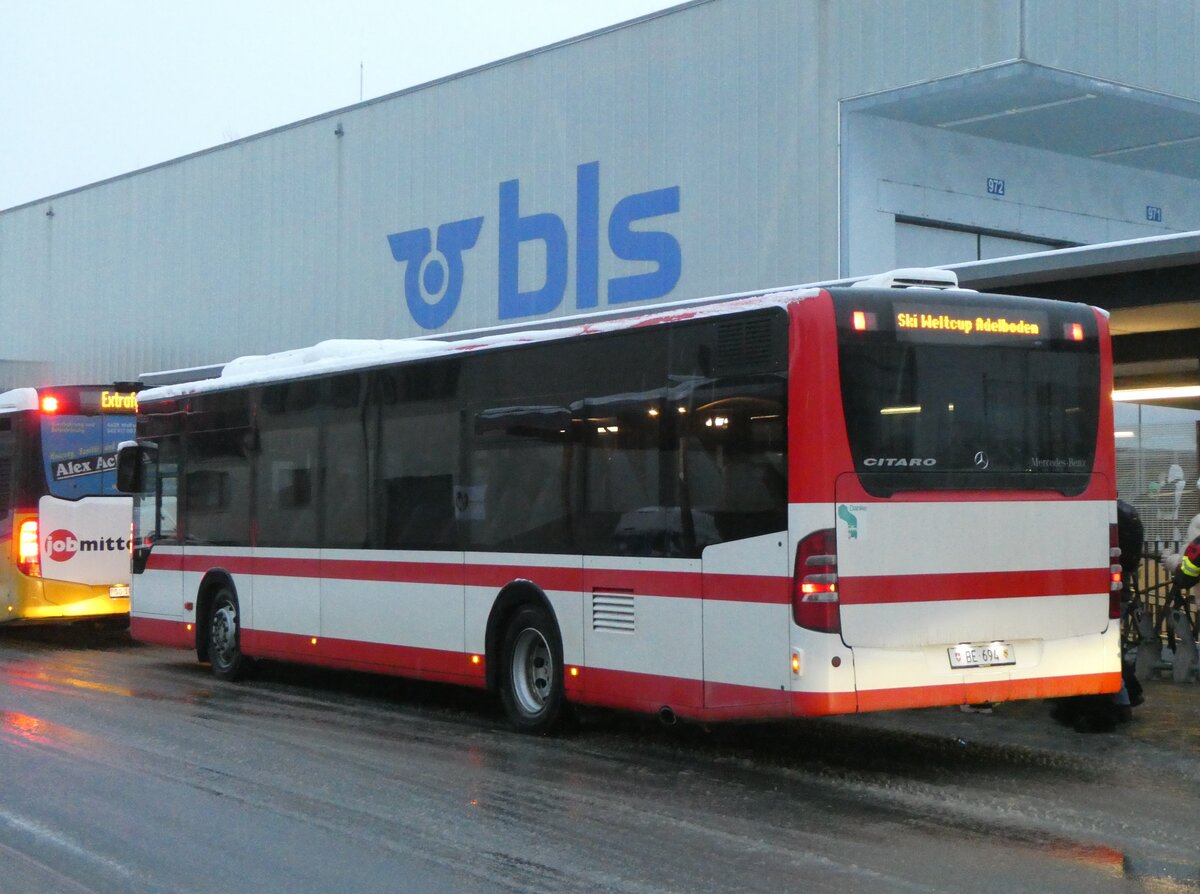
left=851, top=268, right=960, bottom=290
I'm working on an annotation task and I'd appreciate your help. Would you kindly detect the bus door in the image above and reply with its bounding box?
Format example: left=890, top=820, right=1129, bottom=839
left=251, top=383, right=319, bottom=652
left=362, top=369, right=466, bottom=672
left=131, top=437, right=184, bottom=624
left=176, top=390, right=260, bottom=645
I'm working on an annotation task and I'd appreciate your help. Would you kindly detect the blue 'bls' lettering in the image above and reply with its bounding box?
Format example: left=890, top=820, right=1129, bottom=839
left=498, top=161, right=681, bottom=319
left=606, top=184, right=681, bottom=305
left=388, top=161, right=682, bottom=329
left=498, top=178, right=569, bottom=319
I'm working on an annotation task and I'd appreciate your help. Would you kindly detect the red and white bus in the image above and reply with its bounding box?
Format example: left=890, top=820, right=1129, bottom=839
left=1, top=385, right=138, bottom=625
left=117, top=269, right=1120, bottom=731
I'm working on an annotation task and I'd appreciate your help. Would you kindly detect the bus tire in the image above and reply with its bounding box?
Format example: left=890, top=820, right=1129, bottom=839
left=208, top=588, right=249, bottom=681
left=499, top=604, right=566, bottom=734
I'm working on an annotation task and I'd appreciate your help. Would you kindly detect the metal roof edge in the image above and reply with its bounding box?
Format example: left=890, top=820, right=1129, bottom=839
left=949, top=230, right=1200, bottom=289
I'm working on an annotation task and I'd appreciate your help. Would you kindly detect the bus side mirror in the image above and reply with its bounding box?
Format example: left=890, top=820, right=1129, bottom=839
left=116, top=442, right=146, bottom=493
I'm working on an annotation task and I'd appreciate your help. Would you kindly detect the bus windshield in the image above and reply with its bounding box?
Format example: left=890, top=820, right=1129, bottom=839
left=42, top=413, right=137, bottom=499
left=836, top=293, right=1101, bottom=496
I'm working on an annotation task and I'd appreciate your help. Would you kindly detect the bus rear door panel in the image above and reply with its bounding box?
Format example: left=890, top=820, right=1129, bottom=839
left=834, top=494, right=1117, bottom=709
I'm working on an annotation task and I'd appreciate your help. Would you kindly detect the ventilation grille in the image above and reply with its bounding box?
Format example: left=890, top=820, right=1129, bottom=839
left=716, top=316, right=776, bottom=372
left=592, top=593, right=635, bottom=633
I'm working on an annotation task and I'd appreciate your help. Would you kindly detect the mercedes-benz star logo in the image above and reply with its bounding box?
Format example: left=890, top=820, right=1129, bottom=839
left=974, top=451, right=990, bottom=470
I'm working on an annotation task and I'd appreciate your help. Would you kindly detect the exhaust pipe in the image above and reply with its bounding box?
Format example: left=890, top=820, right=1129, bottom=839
left=658, top=705, right=677, bottom=727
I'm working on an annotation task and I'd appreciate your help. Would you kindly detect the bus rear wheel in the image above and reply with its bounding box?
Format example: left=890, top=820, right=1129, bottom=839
left=208, top=588, right=249, bottom=681
left=499, top=604, right=566, bottom=734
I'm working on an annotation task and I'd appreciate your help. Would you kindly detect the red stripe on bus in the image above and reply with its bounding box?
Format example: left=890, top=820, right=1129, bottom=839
left=467, top=564, right=583, bottom=592
left=564, top=665, right=704, bottom=712
left=839, top=567, right=1105, bottom=605
left=315, top=559, right=463, bottom=586
left=242, top=630, right=487, bottom=687
left=855, top=671, right=1121, bottom=712
left=145, top=553, right=260, bottom=575
left=564, top=667, right=1118, bottom=719
left=142, top=552, right=788, bottom=604
left=130, top=615, right=194, bottom=649
left=584, top=569, right=703, bottom=598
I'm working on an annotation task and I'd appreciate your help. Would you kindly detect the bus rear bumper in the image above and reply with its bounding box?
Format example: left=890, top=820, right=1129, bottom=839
left=828, top=626, right=1123, bottom=715
left=3, top=575, right=130, bottom=624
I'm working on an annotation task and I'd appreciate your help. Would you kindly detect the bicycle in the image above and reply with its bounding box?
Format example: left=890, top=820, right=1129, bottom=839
left=1160, top=580, right=1199, bottom=683
left=1122, top=562, right=1199, bottom=683
left=1120, top=564, right=1162, bottom=681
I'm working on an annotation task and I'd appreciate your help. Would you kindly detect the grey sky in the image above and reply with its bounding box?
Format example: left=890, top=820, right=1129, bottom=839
left=0, top=0, right=683, bottom=211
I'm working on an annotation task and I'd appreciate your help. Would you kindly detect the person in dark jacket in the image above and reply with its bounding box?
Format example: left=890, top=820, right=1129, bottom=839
left=1051, top=499, right=1146, bottom=731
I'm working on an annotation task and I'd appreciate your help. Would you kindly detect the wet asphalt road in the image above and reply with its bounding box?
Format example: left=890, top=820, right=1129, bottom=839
left=0, top=625, right=1197, bottom=894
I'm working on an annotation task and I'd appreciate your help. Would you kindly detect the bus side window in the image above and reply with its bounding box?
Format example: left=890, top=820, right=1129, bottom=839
left=181, top=391, right=252, bottom=547
left=469, top=405, right=571, bottom=552
left=134, top=437, right=180, bottom=544
left=321, top=374, right=370, bottom=549
left=669, top=314, right=788, bottom=550
left=376, top=363, right=463, bottom=550
left=256, top=382, right=319, bottom=548
left=157, top=440, right=180, bottom=543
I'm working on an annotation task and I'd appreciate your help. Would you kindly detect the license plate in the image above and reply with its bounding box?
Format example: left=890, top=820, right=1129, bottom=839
left=109, top=584, right=131, bottom=600
left=948, top=642, right=1015, bottom=669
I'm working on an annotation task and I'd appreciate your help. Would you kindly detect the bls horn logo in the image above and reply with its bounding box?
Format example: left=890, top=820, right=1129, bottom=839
left=387, top=217, right=485, bottom=329
left=387, top=161, right=681, bottom=330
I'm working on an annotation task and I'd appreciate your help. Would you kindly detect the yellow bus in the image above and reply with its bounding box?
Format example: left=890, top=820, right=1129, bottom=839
left=1, top=384, right=138, bottom=625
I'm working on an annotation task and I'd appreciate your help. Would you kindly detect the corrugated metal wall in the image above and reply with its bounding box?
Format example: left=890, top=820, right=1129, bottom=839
left=1025, top=0, right=1200, bottom=97
left=1, top=0, right=1197, bottom=387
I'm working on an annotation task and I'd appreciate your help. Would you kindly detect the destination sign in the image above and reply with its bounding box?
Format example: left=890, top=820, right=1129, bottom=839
left=893, top=304, right=1052, bottom=344
left=79, top=390, right=139, bottom=414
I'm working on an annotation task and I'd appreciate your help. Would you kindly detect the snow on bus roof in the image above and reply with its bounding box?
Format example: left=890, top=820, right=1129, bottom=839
left=139, top=287, right=819, bottom=403
left=0, top=387, right=39, bottom=412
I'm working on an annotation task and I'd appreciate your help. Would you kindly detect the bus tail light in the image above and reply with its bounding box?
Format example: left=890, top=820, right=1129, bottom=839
left=1108, top=522, right=1122, bottom=620
left=16, top=513, right=40, bottom=578
left=793, top=528, right=839, bottom=632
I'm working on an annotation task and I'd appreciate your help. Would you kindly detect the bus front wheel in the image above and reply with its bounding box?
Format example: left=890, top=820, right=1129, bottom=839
left=208, top=588, right=249, bottom=681
left=499, top=604, right=566, bottom=734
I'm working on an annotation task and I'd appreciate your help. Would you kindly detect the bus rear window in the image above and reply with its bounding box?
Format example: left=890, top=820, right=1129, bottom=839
left=835, top=294, right=1101, bottom=496
left=42, top=414, right=138, bottom=498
